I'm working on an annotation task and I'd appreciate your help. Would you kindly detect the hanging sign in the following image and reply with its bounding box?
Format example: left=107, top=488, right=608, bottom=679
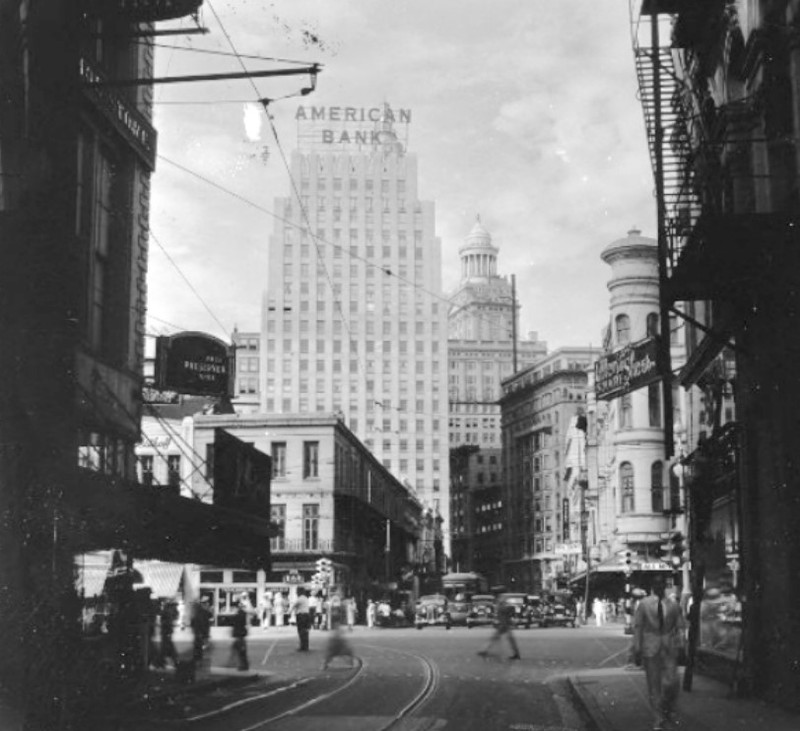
left=594, top=336, right=661, bottom=401
left=155, top=332, right=234, bottom=397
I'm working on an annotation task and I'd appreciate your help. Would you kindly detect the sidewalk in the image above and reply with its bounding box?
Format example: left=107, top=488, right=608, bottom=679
left=568, top=666, right=800, bottom=731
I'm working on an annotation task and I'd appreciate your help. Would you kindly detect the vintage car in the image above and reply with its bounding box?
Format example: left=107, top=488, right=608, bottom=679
left=466, top=594, right=496, bottom=628
left=414, top=594, right=451, bottom=629
left=448, top=592, right=471, bottom=626
left=498, top=593, right=533, bottom=628
left=541, top=594, right=578, bottom=628
left=525, top=595, right=546, bottom=627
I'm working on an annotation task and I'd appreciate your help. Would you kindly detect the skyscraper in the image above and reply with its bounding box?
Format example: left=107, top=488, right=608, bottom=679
left=261, top=103, right=450, bottom=544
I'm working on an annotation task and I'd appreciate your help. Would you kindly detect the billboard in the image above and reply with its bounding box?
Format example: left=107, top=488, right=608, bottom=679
left=594, top=336, right=661, bottom=401
left=213, top=429, right=271, bottom=516
left=155, top=332, right=234, bottom=397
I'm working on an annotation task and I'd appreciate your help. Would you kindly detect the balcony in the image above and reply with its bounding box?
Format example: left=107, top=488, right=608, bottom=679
left=271, top=538, right=355, bottom=554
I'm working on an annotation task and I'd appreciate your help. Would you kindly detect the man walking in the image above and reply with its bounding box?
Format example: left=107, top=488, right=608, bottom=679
left=291, top=587, right=312, bottom=651
left=230, top=598, right=250, bottom=671
left=633, top=577, right=686, bottom=730
left=477, top=595, right=521, bottom=661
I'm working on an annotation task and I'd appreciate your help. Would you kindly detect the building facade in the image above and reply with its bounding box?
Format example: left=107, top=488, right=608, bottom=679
left=447, top=217, right=546, bottom=579
left=632, top=0, right=799, bottom=707
left=260, top=105, right=450, bottom=545
left=499, top=347, right=600, bottom=593
left=189, top=412, right=430, bottom=612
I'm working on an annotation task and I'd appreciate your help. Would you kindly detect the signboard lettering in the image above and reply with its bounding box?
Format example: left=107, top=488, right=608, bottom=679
left=155, top=332, right=233, bottom=397
left=594, top=336, right=661, bottom=401
left=79, top=58, right=157, bottom=170
left=296, top=104, right=411, bottom=152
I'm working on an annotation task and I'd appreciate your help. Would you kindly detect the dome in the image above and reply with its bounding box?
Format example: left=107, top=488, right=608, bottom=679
left=600, top=227, right=657, bottom=263
left=459, top=215, right=498, bottom=255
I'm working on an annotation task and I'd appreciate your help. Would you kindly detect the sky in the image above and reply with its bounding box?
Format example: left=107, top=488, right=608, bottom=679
left=147, top=0, right=656, bottom=351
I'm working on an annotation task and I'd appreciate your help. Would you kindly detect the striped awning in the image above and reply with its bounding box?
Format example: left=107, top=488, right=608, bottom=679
left=133, top=561, right=185, bottom=599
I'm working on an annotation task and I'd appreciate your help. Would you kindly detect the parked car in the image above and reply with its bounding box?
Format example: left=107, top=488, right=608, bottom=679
left=541, top=594, right=578, bottom=628
left=525, top=595, right=546, bottom=627
left=415, top=594, right=451, bottom=629
left=466, top=594, right=496, bottom=628
left=498, top=593, right=533, bottom=628
left=448, top=592, right=470, bottom=627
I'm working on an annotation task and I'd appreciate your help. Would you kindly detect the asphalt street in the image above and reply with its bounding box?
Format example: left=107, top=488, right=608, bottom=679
left=122, top=622, right=632, bottom=731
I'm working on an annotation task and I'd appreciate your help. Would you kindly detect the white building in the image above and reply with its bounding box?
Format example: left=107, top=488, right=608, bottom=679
left=260, top=104, right=450, bottom=546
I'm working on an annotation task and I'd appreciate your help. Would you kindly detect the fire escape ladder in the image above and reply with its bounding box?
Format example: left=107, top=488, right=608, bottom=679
left=633, top=41, right=703, bottom=275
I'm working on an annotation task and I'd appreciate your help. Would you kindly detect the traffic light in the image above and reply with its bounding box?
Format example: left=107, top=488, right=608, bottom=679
left=315, top=557, right=333, bottom=586
left=624, top=551, right=633, bottom=575
left=669, top=531, right=686, bottom=568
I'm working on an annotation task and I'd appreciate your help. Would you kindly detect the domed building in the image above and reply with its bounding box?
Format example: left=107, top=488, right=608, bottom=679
left=447, top=216, right=546, bottom=581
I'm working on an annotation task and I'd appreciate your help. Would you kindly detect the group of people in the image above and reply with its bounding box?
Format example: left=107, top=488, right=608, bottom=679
left=258, top=591, right=359, bottom=631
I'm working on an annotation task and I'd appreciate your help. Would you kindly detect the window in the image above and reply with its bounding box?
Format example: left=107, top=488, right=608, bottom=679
left=271, top=442, right=287, bottom=477
left=303, top=504, right=319, bottom=550
left=271, top=504, right=286, bottom=550
left=621, top=462, right=635, bottom=513
left=651, top=461, right=664, bottom=513
left=139, top=455, right=154, bottom=487
left=648, top=383, right=662, bottom=427
left=167, top=455, right=181, bottom=488
left=646, top=312, right=659, bottom=337
left=620, top=394, right=633, bottom=429
left=303, top=441, right=319, bottom=478
left=615, top=314, right=631, bottom=345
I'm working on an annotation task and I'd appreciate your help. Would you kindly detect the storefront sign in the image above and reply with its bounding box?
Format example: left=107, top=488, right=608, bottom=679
left=594, top=336, right=661, bottom=401
left=283, top=571, right=303, bottom=584
left=155, top=332, right=233, bottom=397
left=79, top=58, right=157, bottom=171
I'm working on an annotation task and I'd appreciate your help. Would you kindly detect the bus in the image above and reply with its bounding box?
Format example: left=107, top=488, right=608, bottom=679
left=441, top=572, right=489, bottom=600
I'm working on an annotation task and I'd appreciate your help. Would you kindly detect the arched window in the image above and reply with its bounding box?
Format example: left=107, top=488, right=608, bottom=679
left=621, top=462, right=635, bottom=513
left=615, top=314, right=631, bottom=345
left=669, top=471, right=681, bottom=513
left=651, top=461, right=664, bottom=513
left=646, top=312, right=660, bottom=337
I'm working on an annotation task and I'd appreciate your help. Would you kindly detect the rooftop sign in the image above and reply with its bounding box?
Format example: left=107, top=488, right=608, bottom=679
left=296, top=104, right=411, bottom=152
left=594, top=336, right=661, bottom=401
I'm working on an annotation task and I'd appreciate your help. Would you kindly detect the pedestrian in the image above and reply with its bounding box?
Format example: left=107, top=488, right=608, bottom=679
left=230, top=598, right=250, bottom=671
left=345, top=595, right=356, bottom=630
left=190, top=597, right=212, bottom=666
left=273, top=591, right=285, bottom=627
left=261, top=592, right=272, bottom=629
left=291, top=587, right=312, bottom=651
left=177, top=598, right=186, bottom=630
left=593, top=597, right=604, bottom=626
left=159, top=599, right=179, bottom=668
left=477, top=595, right=521, bottom=661
left=366, top=599, right=376, bottom=628
left=632, top=576, right=687, bottom=730
left=321, top=593, right=354, bottom=669
left=308, top=590, right=319, bottom=629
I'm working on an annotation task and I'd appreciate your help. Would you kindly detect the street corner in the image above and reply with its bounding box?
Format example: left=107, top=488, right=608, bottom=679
left=564, top=669, right=647, bottom=731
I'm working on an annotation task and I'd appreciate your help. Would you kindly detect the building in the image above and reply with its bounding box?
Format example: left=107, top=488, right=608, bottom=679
left=499, top=347, right=601, bottom=592
left=447, top=217, right=546, bottom=579
left=260, top=104, right=450, bottom=546
left=231, top=328, right=261, bottom=412
left=188, top=412, right=428, bottom=614
left=632, top=0, right=799, bottom=707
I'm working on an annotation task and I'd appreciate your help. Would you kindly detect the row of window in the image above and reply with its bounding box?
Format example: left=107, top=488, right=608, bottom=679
left=619, top=460, right=680, bottom=514
left=300, top=178, right=408, bottom=193
left=283, top=227, right=424, bottom=246
left=269, top=503, right=319, bottom=551
left=266, top=317, right=441, bottom=334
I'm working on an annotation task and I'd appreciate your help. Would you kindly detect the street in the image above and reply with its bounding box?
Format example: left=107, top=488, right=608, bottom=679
left=123, top=623, right=630, bottom=731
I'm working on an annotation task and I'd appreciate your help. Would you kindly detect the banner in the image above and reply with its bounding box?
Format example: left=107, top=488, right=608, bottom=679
left=594, top=336, right=661, bottom=401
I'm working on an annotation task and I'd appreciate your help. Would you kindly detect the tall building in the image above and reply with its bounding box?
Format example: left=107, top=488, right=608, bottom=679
left=447, top=217, right=546, bottom=579
left=260, top=104, right=450, bottom=544
left=499, top=347, right=601, bottom=593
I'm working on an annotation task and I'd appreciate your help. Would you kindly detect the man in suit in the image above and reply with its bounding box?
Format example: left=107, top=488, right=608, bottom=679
left=633, top=576, right=686, bottom=730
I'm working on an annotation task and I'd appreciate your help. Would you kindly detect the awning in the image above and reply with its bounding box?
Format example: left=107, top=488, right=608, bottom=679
left=133, top=561, right=184, bottom=599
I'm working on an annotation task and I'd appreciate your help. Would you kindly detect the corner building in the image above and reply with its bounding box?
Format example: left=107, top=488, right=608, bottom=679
left=261, top=106, right=450, bottom=551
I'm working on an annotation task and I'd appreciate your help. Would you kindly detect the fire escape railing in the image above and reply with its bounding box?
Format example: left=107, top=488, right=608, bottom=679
left=630, top=4, right=706, bottom=278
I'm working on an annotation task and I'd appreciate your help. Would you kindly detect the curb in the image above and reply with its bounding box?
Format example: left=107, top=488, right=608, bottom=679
left=565, top=675, right=616, bottom=731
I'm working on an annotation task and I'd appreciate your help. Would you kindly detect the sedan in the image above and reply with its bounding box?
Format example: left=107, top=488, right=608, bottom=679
left=466, top=594, right=496, bottom=628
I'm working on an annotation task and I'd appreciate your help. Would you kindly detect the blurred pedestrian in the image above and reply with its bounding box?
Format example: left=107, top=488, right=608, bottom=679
left=322, top=593, right=354, bottom=669
left=190, top=597, right=212, bottom=665
left=366, top=599, right=376, bottom=628
left=230, top=598, right=250, bottom=671
left=260, top=593, right=273, bottom=630
left=477, top=595, right=520, bottom=660
left=633, top=577, right=687, bottom=730
left=291, top=587, right=311, bottom=651
left=592, top=597, right=604, bottom=626
left=159, top=600, right=179, bottom=669
left=308, top=591, right=319, bottom=629
left=345, top=595, right=356, bottom=630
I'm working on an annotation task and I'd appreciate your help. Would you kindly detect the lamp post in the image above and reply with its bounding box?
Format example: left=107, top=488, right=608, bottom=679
left=671, top=423, right=692, bottom=605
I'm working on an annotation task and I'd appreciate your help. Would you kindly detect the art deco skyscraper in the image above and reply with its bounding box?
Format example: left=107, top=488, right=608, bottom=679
left=260, top=104, right=450, bottom=540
